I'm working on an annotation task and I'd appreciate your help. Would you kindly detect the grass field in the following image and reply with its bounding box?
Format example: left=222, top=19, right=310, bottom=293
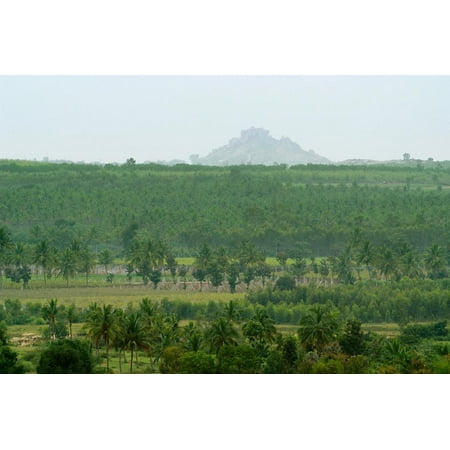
left=0, top=285, right=244, bottom=309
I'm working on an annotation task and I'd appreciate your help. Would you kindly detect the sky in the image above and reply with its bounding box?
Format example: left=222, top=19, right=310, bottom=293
left=1, top=75, right=449, bottom=164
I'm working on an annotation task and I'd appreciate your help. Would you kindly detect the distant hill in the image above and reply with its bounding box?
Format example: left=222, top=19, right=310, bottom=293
left=190, top=127, right=331, bottom=166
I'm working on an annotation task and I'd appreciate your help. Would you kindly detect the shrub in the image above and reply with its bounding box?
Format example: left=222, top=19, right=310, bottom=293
left=275, top=275, right=296, bottom=291
left=37, top=339, right=93, bottom=374
left=178, top=351, right=215, bottom=374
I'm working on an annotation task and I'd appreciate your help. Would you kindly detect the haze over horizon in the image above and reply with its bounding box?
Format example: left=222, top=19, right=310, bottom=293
left=1, top=76, right=449, bottom=164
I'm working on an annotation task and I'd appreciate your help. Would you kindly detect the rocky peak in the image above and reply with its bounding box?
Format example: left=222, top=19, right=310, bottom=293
left=191, top=128, right=331, bottom=166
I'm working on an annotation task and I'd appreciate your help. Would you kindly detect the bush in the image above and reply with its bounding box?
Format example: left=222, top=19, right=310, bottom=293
left=311, top=358, right=344, bottom=374
left=178, top=351, right=216, bottom=374
left=159, top=346, right=184, bottom=374
left=37, top=339, right=93, bottom=374
left=344, top=355, right=370, bottom=374
left=400, top=321, right=448, bottom=345
left=0, top=345, right=25, bottom=373
left=217, top=345, right=262, bottom=374
left=275, top=275, right=296, bottom=291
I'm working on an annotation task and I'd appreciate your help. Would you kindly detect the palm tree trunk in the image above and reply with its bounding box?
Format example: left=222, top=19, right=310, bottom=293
left=130, top=347, right=134, bottom=373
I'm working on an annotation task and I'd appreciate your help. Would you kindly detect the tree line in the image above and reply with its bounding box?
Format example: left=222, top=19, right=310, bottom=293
left=2, top=220, right=450, bottom=292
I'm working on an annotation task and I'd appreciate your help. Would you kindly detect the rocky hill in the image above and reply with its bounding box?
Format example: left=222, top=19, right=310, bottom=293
left=190, top=127, right=331, bottom=166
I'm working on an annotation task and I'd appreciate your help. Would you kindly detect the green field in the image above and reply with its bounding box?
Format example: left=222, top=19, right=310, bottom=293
left=0, top=285, right=243, bottom=309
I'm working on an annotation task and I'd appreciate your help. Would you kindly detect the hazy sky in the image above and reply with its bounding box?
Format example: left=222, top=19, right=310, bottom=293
left=1, top=75, right=449, bottom=163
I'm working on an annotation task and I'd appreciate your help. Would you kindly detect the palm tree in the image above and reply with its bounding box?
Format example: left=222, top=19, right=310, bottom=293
left=222, top=300, right=240, bottom=322
left=139, top=297, right=159, bottom=328
left=129, top=238, right=160, bottom=285
left=85, top=304, right=121, bottom=372
left=149, top=313, right=180, bottom=362
left=377, top=246, right=398, bottom=281
left=42, top=299, right=59, bottom=339
left=237, top=240, right=264, bottom=267
left=0, top=227, right=13, bottom=288
left=298, top=305, right=340, bottom=354
left=58, top=248, right=78, bottom=287
left=98, top=249, right=113, bottom=274
left=11, top=242, right=28, bottom=267
left=334, top=247, right=355, bottom=284
left=400, top=250, right=423, bottom=279
left=357, top=240, right=375, bottom=279
left=182, top=321, right=204, bottom=352
left=67, top=303, right=77, bottom=339
left=122, top=311, right=149, bottom=373
left=33, top=240, right=56, bottom=287
left=424, top=244, right=447, bottom=279
left=206, top=317, right=239, bottom=355
left=242, top=309, right=277, bottom=356
left=79, top=247, right=96, bottom=286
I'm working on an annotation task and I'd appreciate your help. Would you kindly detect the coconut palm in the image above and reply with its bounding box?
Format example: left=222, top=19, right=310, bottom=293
left=222, top=300, right=240, bottom=322
left=78, top=247, right=96, bottom=286
left=33, top=240, right=56, bottom=287
left=85, top=304, right=121, bottom=371
left=400, top=250, right=423, bottom=279
left=121, top=311, right=149, bottom=373
left=139, top=297, right=159, bottom=328
left=357, top=240, right=375, bottom=279
left=377, top=246, right=398, bottom=281
left=334, top=247, right=355, bottom=284
left=298, top=305, right=340, bottom=354
left=128, top=238, right=163, bottom=285
left=149, top=313, right=180, bottom=362
left=58, top=248, right=78, bottom=287
left=42, top=299, right=59, bottom=339
left=242, top=309, right=277, bottom=356
left=67, top=303, right=77, bottom=339
left=182, top=321, right=204, bottom=352
left=206, top=317, right=239, bottom=355
left=98, top=249, right=113, bottom=274
left=0, top=227, right=13, bottom=288
left=424, top=244, right=447, bottom=279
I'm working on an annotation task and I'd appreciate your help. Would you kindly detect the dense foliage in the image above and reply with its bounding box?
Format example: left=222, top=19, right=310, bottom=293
left=1, top=160, right=450, bottom=256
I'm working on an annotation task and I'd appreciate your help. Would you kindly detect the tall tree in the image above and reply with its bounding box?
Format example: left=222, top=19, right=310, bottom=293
left=377, top=246, right=398, bottom=281
left=85, top=304, right=120, bottom=371
left=122, top=311, right=149, bottom=373
left=206, top=317, right=239, bottom=355
left=58, top=248, right=78, bottom=287
left=242, top=309, right=277, bottom=356
left=0, top=227, right=13, bottom=288
left=357, top=240, right=375, bottom=280
left=67, top=303, right=77, bottom=339
left=33, top=240, right=56, bottom=287
left=98, top=249, right=113, bottom=274
left=42, top=299, right=59, bottom=339
left=79, top=247, right=96, bottom=286
left=298, top=305, right=340, bottom=354
left=424, top=244, right=447, bottom=279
